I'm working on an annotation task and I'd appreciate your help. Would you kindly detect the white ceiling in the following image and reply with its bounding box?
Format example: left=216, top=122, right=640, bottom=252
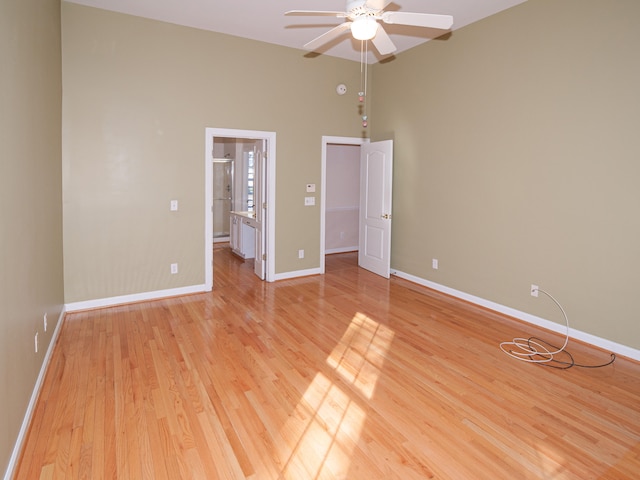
left=65, top=0, right=527, bottom=63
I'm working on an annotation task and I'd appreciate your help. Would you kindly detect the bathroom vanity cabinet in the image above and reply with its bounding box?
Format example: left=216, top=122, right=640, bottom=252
left=229, top=212, right=256, bottom=259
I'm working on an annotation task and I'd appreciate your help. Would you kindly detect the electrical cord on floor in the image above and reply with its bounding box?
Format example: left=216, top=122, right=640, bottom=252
left=499, top=288, right=616, bottom=369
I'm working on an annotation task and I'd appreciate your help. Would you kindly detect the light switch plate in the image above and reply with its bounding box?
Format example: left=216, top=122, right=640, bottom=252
left=304, top=196, right=315, bottom=206
left=170, top=200, right=178, bottom=211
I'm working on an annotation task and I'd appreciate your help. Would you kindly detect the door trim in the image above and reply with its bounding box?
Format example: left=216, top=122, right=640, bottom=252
left=205, top=128, right=276, bottom=289
left=320, top=136, right=368, bottom=274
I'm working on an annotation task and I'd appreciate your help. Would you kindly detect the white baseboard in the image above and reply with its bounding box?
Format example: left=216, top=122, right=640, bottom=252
left=392, top=270, right=640, bottom=362
left=273, top=267, right=322, bottom=281
left=3, top=308, right=66, bottom=480
left=325, top=246, right=358, bottom=254
left=65, top=284, right=208, bottom=312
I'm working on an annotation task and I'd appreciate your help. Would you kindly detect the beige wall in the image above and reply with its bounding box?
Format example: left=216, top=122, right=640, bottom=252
left=372, top=0, right=640, bottom=350
left=0, top=0, right=64, bottom=475
left=61, top=3, right=364, bottom=302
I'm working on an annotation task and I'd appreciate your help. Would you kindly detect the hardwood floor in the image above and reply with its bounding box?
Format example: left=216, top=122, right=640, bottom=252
left=15, top=245, right=640, bottom=479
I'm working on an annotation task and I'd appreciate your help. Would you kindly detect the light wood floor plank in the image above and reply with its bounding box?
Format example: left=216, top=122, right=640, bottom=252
left=14, top=245, right=640, bottom=479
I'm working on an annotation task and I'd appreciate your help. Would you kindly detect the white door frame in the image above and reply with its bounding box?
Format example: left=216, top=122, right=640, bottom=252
left=320, top=135, right=368, bottom=274
left=205, top=128, right=276, bottom=289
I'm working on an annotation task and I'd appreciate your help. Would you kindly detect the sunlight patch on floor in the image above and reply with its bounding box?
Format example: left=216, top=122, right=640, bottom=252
left=278, top=313, right=394, bottom=479
left=327, top=312, right=395, bottom=399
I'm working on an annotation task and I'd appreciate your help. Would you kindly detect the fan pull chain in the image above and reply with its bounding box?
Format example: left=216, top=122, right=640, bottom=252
left=359, top=40, right=368, bottom=128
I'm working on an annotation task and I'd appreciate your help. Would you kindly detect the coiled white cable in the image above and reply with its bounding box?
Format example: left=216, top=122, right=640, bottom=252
left=500, top=288, right=569, bottom=364
left=500, top=288, right=615, bottom=368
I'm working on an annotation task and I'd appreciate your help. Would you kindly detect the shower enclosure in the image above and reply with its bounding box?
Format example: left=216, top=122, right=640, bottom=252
left=212, top=158, right=233, bottom=240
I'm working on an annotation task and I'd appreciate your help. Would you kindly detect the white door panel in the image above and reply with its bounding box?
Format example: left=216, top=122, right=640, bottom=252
left=359, top=140, right=393, bottom=278
left=363, top=224, right=385, bottom=260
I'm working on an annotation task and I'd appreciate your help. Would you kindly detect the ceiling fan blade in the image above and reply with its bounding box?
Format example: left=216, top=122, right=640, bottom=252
left=371, top=26, right=396, bottom=55
left=381, top=12, right=453, bottom=30
left=285, top=10, right=348, bottom=18
left=303, top=22, right=352, bottom=51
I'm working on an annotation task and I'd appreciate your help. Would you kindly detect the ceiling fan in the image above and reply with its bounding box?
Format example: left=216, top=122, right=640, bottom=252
left=285, top=0, right=453, bottom=56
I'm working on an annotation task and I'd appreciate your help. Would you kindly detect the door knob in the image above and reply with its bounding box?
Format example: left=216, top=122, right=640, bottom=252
left=381, top=213, right=391, bottom=219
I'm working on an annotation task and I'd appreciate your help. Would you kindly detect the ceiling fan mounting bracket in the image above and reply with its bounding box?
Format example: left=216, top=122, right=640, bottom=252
left=346, top=1, right=379, bottom=20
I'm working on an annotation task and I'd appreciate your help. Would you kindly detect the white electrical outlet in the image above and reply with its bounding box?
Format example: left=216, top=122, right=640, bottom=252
left=298, top=249, right=304, bottom=259
left=432, top=259, right=439, bottom=270
left=171, top=263, right=178, bottom=274
left=531, top=284, right=539, bottom=297
left=43, top=313, right=48, bottom=332
left=170, top=200, right=178, bottom=211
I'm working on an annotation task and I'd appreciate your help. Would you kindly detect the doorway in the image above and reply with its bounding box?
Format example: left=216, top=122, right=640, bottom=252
left=205, top=128, right=276, bottom=290
left=320, top=136, right=367, bottom=274
left=320, top=136, right=394, bottom=278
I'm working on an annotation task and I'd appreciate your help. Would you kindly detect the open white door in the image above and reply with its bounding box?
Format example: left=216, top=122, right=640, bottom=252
left=358, top=140, right=393, bottom=278
left=253, top=142, right=266, bottom=280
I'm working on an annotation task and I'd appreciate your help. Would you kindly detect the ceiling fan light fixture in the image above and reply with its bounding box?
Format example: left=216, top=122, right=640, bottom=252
left=351, top=17, right=378, bottom=41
